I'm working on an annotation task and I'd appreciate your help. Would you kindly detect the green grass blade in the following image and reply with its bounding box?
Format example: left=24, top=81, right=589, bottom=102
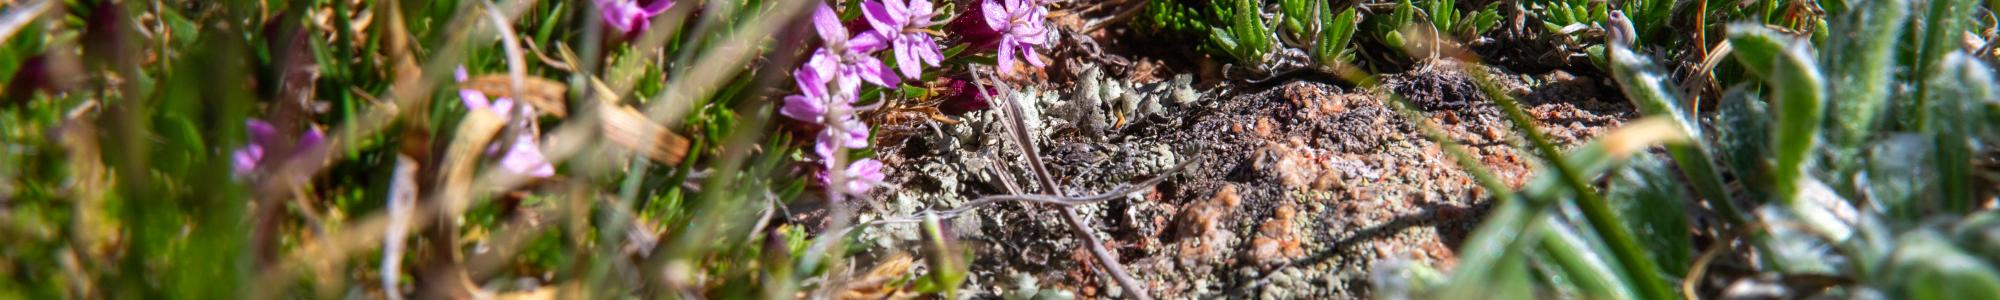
left=1538, top=217, right=1638, bottom=300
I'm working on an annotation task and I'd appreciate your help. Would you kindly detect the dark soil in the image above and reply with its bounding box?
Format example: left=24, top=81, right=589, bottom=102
left=865, top=54, right=1635, bottom=298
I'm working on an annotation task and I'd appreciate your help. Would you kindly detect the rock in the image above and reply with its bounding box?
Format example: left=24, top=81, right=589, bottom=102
left=1247, top=204, right=1305, bottom=265
left=1253, top=140, right=1324, bottom=190
left=1173, top=185, right=1240, bottom=265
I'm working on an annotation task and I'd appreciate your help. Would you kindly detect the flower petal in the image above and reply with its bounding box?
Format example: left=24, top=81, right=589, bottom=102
left=1021, top=44, right=1044, bottom=67
left=297, top=126, right=326, bottom=151
left=461, top=89, right=491, bottom=110
left=996, top=39, right=1016, bottom=72
left=894, top=40, right=921, bottom=78
left=862, top=1, right=898, bottom=34
left=781, top=95, right=826, bottom=122
left=811, top=3, right=847, bottom=42
left=500, top=134, right=556, bottom=177
left=641, top=0, right=673, bottom=14
left=982, top=0, right=1008, bottom=31
left=848, top=31, right=889, bottom=53
left=246, top=119, right=280, bottom=146
left=233, top=145, right=264, bottom=175
left=492, top=97, right=518, bottom=117
left=857, top=56, right=899, bottom=87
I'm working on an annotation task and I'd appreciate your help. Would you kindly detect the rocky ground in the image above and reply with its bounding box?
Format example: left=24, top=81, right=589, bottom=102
left=859, top=52, right=1635, bottom=297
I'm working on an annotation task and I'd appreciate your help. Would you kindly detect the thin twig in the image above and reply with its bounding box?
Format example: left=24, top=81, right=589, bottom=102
left=977, top=70, right=1154, bottom=300
left=872, top=159, right=1193, bottom=225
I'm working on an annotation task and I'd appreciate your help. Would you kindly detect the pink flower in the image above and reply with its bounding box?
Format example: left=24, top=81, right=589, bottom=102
left=817, top=158, right=888, bottom=196
left=839, top=159, right=888, bottom=195
left=783, top=3, right=899, bottom=124
left=597, top=0, right=674, bottom=35
left=781, top=64, right=834, bottom=122
left=233, top=118, right=326, bottom=176
left=981, top=0, right=1049, bottom=72
left=809, top=3, right=898, bottom=90
left=498, top=134, right=556, bottom=177
left=459, top=67, right=555, bottom=178
left=813, top=117, right=871, bottom=162
left=863, top=0, right=946, bottom=79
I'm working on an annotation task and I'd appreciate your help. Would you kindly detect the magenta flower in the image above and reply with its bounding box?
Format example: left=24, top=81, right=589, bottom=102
left=459, top=67, right=556, bottom=178
left=597, top=0, right=673, bottom=35
left=234, top=119, right=326, bottom=176
left=837, top=159, right=888, bottom=195
left=863, top=0, right=946, bottom=79
left=816, top=158, right=888, bottom=196
left=813, top=117, right=871, bottom=161
left=498, top=134, right=556, bottom=177
left=980, top=0, right=1049, bottom=72
left=809, top=3, right=898, bottom=90
left=781, top=64, right=834, bottom=122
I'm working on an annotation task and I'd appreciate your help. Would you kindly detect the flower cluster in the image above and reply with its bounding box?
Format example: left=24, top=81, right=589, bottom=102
left=457, top=67, right=556, bottom=178
left=979, top=0, right=1050, bottom=71
left=782, top=0, right=1049, bottom=198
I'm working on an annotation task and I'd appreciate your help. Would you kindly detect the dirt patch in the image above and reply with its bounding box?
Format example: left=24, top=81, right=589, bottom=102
left=867, top=58, right=1632, bottom=298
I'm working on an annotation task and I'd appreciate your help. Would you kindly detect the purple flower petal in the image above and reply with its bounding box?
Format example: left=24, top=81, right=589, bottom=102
left=893, top=41, right=921, bottom=78
left=500, top=134, right=556, bottom=177
left=233, top=145, right=264, bottom=175
left=297, top=126, right=326, bottom=151
left=996, top=39, right=1016, bottom=71
left=781, top=95, right=826, bottom=122
left=982, top=0, right=1008, bottom=32
left=492, top=97, right=518, bottom=117
left=461, top=89, right=491, bottom=110
left=848, top=31, right=889, bottom=53
left=812, top=4, right=848, bottom=42
left=863, top=2, right=898, bottom=35
left=842, top=159, right=886, bottom=195
left=640, top=0, right=673, bottom=14
left=246, top=119, right=280, bottom=146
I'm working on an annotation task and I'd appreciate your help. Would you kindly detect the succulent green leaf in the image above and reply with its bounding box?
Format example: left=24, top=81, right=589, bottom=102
left=1884, top=232, right=2000, bottom=300
left=1608, top=156, right=1695, bottom=276
left=1924, top=53, right=1994, bottom=214
left=1727, top=25, right=1826, bottom=206
left=1824, top=0, right=1910, bottom=148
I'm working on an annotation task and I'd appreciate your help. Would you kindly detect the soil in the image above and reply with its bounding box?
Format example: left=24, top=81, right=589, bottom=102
left=861, top=53, right=1636, bottom=298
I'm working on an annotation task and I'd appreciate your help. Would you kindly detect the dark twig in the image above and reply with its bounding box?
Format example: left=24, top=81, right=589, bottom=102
left=975, top=70, right=1155, bottom=300
left=870, top=159, right=1193, bottom=226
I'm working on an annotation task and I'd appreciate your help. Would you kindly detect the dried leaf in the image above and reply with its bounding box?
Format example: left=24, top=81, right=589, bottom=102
left=593, top=81, right=690, bottom=165
left=462, top=75, right=569, bottom=117
left=839, top=254, right=919, bottom=300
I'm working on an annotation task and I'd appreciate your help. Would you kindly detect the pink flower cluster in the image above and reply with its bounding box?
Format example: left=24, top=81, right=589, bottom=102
left=457, top=67, right=556, bottom=178
left=781, top=0, right=1049, bottom=198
